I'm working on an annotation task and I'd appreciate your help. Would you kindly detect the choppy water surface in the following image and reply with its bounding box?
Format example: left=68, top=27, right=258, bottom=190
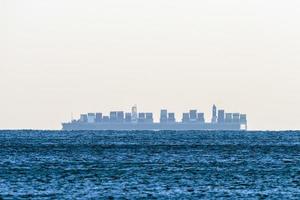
left=0, top=130, right=299, bottom=199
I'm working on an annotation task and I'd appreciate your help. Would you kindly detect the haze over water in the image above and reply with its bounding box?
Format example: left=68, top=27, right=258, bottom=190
left=1, top=1, right=300, bottom=200
left=1, top=130, right=299, bottom=199
left=1, top=0, right=300, bottom=130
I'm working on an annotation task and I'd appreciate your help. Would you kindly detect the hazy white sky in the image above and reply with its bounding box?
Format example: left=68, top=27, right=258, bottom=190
left=1, top=0, right=299, bottom=130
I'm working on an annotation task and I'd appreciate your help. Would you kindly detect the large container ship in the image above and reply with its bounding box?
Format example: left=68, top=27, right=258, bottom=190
left=62, top=105, right=247, bottom=131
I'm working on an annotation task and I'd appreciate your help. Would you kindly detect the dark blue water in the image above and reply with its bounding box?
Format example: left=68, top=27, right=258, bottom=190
left=0, top=131, right=299, bottom=199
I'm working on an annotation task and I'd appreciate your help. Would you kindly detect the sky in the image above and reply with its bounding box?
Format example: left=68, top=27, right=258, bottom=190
left=0, top=0, right=300, bottom=130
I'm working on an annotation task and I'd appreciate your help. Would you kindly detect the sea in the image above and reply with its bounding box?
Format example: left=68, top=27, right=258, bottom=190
left=0, top=130, right=299, bottom=199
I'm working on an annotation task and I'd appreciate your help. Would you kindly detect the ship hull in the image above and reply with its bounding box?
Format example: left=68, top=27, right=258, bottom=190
left=62, top=122, right=243, bottom=131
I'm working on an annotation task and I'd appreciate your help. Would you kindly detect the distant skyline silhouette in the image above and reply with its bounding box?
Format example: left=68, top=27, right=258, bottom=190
left=1, top=0, right=299, bottom=130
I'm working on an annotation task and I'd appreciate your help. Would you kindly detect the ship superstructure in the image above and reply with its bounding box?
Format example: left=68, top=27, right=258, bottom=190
left=62, top=105, right=247, bottom=130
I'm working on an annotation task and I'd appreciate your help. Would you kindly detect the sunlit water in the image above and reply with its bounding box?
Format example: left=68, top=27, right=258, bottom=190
left=0, top=130, right=299, bottom=199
